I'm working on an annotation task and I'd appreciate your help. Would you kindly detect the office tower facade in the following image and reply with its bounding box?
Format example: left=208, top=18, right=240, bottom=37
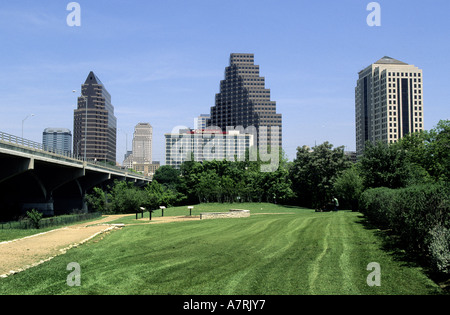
left=42, top=128, right=72, bottom=155
left=165, top=128, right=254, bottom=169
left=131, top=123, right=153, bottom=163
left=208, top=53, right=282, bottom=149
left=73, top=71, right=117, bottom=162
left=195, top=114, right=210, bottom=130
left=123, top=151, right=133, bottom=169
left=122, top=123, right=157, bottom=177
left=355, top=56, right=424, bottom=156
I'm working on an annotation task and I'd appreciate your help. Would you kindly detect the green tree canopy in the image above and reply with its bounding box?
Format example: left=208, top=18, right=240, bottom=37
left=153, top=165, right=182, bottom=190
left=395, top=119, right=450, bottom=182
left=290, top=141, right=351, bottom=208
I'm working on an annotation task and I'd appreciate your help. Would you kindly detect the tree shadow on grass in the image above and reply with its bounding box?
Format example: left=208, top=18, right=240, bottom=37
left=356, top=213, right=424, bottom=266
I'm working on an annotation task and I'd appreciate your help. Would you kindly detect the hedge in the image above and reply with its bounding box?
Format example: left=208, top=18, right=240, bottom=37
left=360, top=182, right=450, bottom=274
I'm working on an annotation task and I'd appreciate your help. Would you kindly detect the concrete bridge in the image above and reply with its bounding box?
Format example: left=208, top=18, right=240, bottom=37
left=0, top=132, right=151, bottom=221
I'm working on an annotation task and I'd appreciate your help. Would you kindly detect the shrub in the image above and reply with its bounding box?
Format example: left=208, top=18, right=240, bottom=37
left=428, top=225, right=450, bottom=274
left=108, top=181, right=148, bottom=214
left=392, top=184, right=450, bottom=252
left=359, top=182, right=450, bottom=275
left=26, top=209, right=43, bottom=229
left=85, top=187, right=108, bottom=212
left=359, top=187, right=397, bottom=228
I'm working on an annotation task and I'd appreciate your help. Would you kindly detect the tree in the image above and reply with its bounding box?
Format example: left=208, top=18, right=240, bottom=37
left=358, top=141, right=426, bottom=189
left=333, top=165, right=364, bottom=211
left=145, top=180, right=186, bottom=209
left=290, top=142, right=351, bottom=208
left=428, top=120, right=450, bottom=182
left=383, top=120, right=450, bottom=184
left=242, top=169, right=265, bottom=202
left=176, top=149, right=293, bottom=205
left=194, top=169, right=220, bottom=203
left=153, top=165, right=182, bottom=190
left=262, top=151, right=294, bottom=204
left=107, top=181, right=148, bottom=214
left=179, top=158, right=204, bottom=204
left=85, top=187, right=108, bottom=212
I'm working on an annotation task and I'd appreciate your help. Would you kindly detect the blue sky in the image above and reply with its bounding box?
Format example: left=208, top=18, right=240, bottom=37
left=0, top=0, right=449, bottom=163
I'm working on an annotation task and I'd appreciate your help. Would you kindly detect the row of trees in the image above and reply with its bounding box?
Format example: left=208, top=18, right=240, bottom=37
left=85, top=180, right=185, bottom=214
left=154, top=154, right=295, bottom=205
left=339, top=119, right=450, bottom=209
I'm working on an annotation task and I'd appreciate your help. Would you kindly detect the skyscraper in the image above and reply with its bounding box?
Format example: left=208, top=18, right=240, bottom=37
left=208, top=53, right=282, bottom=149
left=131, top=122, right=153, bottom=163
left=195, top=114, right=210, bottom=130
left=355, top=56, right=424, bottom=156
left=42, top=128, right=72, bottom=155
left=73, top=71, right=117, bottom=162
left=123, top=123, right=158, bottom=177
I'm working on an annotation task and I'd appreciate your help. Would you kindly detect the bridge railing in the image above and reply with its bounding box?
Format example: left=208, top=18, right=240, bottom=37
left=0, top=131, right=45, bottom=151
left=0, top=131, right=150, bottom=180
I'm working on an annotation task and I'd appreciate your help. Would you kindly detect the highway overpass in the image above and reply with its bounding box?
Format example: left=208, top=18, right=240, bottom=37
left=0, top=132, right=151, bottom=221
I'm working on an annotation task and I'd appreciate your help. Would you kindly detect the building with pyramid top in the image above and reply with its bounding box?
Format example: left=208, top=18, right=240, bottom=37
left=208, top=53, right=282, bottom=150
left=73, top=71, right=117, bottom=162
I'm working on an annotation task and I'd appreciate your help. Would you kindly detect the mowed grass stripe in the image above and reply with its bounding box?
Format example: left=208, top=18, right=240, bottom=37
left=308, top=219, right=331, bottom=294
left=222, top=215, right=314, bottom=294
left=308, top=212, right=362, bottom=295
left=338, top=213, right=358, bottom=294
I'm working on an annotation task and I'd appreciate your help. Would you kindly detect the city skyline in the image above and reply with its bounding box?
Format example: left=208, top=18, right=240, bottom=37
left=1, top=1, right=449, bottom=163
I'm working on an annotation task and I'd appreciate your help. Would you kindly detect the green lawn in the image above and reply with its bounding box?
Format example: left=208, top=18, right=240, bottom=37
left=0, top=203, right=443, bottom=295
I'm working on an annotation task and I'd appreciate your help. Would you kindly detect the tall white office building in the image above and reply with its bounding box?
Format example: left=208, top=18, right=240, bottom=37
left=355, top=56, right=424, bottom=156
left=132, top=123, right=153, bottom=163
left=195, top=114, right=210, bottom=130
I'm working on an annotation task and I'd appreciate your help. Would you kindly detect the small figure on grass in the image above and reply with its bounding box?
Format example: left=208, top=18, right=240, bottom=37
left=332, top=197, right=339, bottom=211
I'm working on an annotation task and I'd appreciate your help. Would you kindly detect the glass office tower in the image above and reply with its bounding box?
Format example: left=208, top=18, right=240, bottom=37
left=43, top=128, right=72, bottom=155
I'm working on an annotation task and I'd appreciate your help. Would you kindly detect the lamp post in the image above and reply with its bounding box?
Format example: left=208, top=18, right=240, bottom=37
left=104, top=150, right=111, bottom=166
left=22, top=114, right=35, bottom=139
left=73, top=90, right=88, bottom=161
left=75, top=138, right=85, bottom=159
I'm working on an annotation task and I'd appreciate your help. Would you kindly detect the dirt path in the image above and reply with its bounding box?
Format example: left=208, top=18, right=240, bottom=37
left=0, top=215, right=129, bottom=278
